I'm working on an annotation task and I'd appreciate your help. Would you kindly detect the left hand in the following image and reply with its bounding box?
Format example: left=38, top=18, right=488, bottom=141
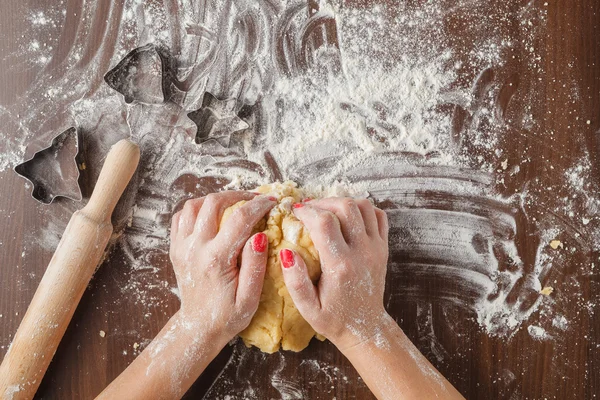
left=169, top=191, right=276, bottom=339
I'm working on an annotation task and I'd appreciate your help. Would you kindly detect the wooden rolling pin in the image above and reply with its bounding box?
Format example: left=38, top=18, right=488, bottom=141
left=0, top=139, right=140, bottom=400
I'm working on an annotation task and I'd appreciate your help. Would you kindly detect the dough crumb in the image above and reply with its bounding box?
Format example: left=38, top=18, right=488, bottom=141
left=540, top=287, right=554, bottom=295
left=549, top=239, right=562, bottom=249
left=99, top=330, right=106, bottom=338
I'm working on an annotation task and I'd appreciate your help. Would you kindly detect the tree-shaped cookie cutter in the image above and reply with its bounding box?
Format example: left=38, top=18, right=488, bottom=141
left=104, top=43, right=180, bottom=104
left=14, top=127, right=83, bottom=204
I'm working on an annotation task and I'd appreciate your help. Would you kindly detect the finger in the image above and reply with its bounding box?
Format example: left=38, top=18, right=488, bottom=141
left=292, top=204, right=347, bottom=264
left=236, top=233, right=268, bottom=315
left=195, top=191, right=260, bottom=239
left=374, top=208, right=389, bottom=242
left=170, top=211, right=181, bottom=238
left=304, top=198, right=366, bottom=243
left=216, top=195, right=277, bottom=256
left=178, top=198, right=204, bottom=239
left=280, top=249, right=321, bottom=323
left=355, top=199, right=379, bottom=237
left=170, top=211, right=182, bottom=255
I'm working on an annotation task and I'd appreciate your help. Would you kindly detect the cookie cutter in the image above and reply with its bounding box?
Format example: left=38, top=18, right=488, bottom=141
left=14, top=127, right=83, bottom=204
left=104, top=43, right=181, bottom=104
left=187, top=92, right=250, bottom=147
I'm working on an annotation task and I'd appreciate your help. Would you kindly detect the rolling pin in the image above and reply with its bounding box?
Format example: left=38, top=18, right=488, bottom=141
left=0, top=139, right=140, bottom=400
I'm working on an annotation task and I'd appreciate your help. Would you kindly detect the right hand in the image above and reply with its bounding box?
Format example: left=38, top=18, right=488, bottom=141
left=169, top=191, right=276, bottom=340
left=279, top=198, right=390, bottom=351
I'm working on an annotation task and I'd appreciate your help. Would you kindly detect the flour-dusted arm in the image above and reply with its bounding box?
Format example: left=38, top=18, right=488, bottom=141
left=97, top=192, right=275, bottom=399
left=281, top=198, right=465, bottom=400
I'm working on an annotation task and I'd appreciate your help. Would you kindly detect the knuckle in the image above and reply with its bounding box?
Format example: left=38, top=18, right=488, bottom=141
left=355, top=199, right=370, bottom=208
left=336, top=266, right=353, bottom=281
left=213, top=249, right=231, bottom=266
left=343, top=198, right=356, bottom=207
left=183, top=199, right=195, bottom=210
left=375, top=208, right=388, bottom=222
left=183, top=198, right=201, bottom=212
left=289, top=277, right=308, bottom=295
left=316, top=213, right=335, bottom=231
left=340, top=198, right=356, bottom=212
left=204, top=193, right=220, bottom=207
left=234, top=205, right=253, bottom=220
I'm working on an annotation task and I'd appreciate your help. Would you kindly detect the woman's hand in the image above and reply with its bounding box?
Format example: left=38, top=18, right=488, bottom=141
left=97, top=191, right=276, bottom=400
left=279, top=199, right=465, bottom=400
left=279, top=198, right=390, bottom=351
left=170, top=191, right=276, bottom=339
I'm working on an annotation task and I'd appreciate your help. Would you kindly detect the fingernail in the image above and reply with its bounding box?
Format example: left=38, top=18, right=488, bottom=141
left=302, top=197, right=312, bottom=202
left=280, top=249, right=295, bottom=268
left=252, top=232, right=268, bottom=253
left=268, top=196, right=277, bottom=201
left=251, top=191, right=261, bottom=195
left=293, top=203, right=304, bottom=209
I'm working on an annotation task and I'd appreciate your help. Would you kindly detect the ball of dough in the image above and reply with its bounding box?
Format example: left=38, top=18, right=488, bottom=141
left=219, top=181, right=323, bottom=353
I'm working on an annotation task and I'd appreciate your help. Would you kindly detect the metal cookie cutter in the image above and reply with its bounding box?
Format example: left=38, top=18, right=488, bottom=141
left=187, top=92, right=250, bottom=147
left=104, top=43, right=180, bottom=104
left=14, top=127, right=83, bottom=204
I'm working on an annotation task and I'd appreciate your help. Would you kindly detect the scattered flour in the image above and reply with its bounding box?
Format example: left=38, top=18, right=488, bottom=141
left=527, top=325, right=550, bottom=341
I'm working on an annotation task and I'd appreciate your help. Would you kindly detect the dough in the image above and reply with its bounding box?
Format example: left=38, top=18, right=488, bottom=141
left=220, top=181, right=324, bottom=352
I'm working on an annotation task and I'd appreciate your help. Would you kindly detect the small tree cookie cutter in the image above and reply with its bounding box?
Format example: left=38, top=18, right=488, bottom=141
left=14, top=127, right=83, bottom=204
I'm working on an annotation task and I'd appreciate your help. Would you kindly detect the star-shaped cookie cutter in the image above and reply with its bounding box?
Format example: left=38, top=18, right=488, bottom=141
left=187, top=92, right=250, bottom=147
left=14, top=127, right=83, bottom=204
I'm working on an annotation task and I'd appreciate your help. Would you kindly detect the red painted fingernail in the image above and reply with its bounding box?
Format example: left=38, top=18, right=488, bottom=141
left=268, top=196, right=277, bottom=201
left=293, top=203, right=304, bottom=209
left=280, top=249, right=295, bottom=268
left=252, top=232, right=268, bottom=253
left=302, top=197, right=312, bottom=202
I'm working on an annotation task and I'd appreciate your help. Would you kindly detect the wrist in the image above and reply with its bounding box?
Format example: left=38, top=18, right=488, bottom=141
left=333, top=312, right=400, bottom=354
left=173, top=309, right=232, bottom=351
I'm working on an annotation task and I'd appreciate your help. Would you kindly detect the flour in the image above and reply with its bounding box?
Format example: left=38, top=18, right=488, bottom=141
left=19, top=0, right=587, bottom=340
left=0, top=148, right=23, bottom=174
left=0, top=108, right=28, bottom=173
left=29, top=12, right=50, bottom=26
left=527, top=325, right=550, bottom=341
left=3, top=385, right=21, bottom=400
left=552, top=315, right=568, bottom=331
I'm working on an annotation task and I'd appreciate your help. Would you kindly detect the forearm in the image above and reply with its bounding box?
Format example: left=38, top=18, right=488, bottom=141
left=339, top=314, right=464, bottom=400
left=96, top=311, right=229, bottom=400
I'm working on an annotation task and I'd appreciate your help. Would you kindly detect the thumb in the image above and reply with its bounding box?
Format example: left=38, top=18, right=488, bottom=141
left=279, top=249, right=321, bottom=322
left=236, top=232, right=268, bottom=313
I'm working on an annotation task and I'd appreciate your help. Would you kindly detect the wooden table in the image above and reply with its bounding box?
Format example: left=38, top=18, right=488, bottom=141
left=1, top=1, right=598, bottom=399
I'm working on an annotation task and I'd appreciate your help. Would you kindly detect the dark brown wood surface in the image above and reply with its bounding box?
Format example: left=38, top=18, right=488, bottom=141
left=1, top=1, right=599, bottom=399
